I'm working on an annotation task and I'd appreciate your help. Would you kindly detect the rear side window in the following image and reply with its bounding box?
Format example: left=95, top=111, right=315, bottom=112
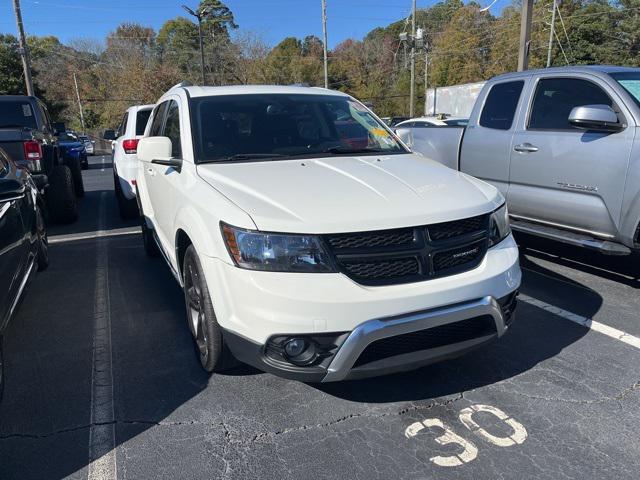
left=528, top=77, right=613, bottom=130
left=0, top=101, right=37, bottom=129
left=136, top=109, right=152, bottom=135
left=149, top=102, right=168, bottom=136
left=479, top=81, right=524, bottom=130
left=117, top=113, right=128, bottom=137
left=162, top=101, right=182, bottom=158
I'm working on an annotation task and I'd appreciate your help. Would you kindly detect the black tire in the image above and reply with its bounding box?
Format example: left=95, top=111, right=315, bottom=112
left=183, top=245, right=235, bottom=372
left=35, top=205, right=49, bottom=271
left=47, top=165, right=78, bottom=224
left=65, top=157, right=85, bottom=197
left=114, top=173, right=139, bottom=219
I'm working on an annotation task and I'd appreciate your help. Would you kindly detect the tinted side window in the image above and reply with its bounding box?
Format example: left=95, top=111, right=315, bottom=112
left=149, top=102, right=168, bottom=136
left=136, top=109, right=152, bottom=135
left=162, top=101, right=182, bottom=158
left=529, top=78, right=613, bottom=130
left=479, top=81, right=524, bottom=130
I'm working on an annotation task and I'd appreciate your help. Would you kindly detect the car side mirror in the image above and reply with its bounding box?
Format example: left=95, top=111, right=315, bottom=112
left=103, top=129, right=117, bottom=140
left=138, top=136, right=173, bottom=163
left=0, top=178, right=26, bottom=201
left=568, top=104, right=622, bottom=132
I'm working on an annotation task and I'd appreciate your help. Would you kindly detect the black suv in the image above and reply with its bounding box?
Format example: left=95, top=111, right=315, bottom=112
left=0, top=148, right=48, bottom=399
left=0, top=95, right=82, bottom=223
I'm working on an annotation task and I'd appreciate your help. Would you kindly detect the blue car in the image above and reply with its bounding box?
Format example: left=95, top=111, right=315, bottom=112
left=55, top=131, right=86, bottom=197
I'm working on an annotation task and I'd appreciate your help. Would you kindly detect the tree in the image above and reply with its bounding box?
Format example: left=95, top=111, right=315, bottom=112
left=0, top=35, right=25, bottom=95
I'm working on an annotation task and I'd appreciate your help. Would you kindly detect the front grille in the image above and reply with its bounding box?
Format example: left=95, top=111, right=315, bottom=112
left=342, top=257, right=419, bottom=279
left=428, top=215, right=486, bottom=241
left=324, top=214, right=490, bottom=286
left=353, top=315, right=497, bottom=367
left=326, top=229, right=414, bottom=250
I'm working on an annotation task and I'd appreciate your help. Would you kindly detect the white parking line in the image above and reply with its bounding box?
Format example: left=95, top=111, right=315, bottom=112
left=519, top=294, right=640, bottom=350
left=88, top=192, right=117, bottom=480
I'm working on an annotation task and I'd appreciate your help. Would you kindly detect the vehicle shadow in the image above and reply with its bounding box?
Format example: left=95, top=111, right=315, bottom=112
left=316, top=249, right=599, bottom=403
left=514, top=231, right=640, bottom=289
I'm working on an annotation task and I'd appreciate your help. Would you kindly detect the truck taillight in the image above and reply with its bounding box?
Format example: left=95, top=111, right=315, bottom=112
left=23, top=140, right=42, bottom=161
left=123, top=139, right=139, bottom=154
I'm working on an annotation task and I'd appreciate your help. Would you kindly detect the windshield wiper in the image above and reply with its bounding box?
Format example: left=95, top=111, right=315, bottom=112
left=322, top=146, right=386, bottom=155
left=205, top=153, right=288, bottom=162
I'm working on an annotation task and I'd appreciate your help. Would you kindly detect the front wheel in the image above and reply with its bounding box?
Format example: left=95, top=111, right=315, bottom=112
left=183, top=245, right=234, bottom=372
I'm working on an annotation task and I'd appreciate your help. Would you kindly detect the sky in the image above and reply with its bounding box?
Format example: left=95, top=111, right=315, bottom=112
left=0, top=0, right=511, bottom=49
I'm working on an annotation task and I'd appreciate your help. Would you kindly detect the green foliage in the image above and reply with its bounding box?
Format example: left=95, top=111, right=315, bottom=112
left=0, top=34, right=24, bottom=95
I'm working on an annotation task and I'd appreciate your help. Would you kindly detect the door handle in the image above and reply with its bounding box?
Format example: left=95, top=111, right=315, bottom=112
left=513, top=143, right=539, bottom=153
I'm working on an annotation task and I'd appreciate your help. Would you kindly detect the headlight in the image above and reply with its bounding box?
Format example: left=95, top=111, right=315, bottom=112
left=489, top=203, right=511, bottom=247
left=221, top=223, right=335, bottom=273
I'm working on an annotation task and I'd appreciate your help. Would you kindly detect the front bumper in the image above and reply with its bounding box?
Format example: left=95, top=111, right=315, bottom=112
left=203, top=234, right=521, bottom=382
left=223, top=294, right=516, bottom=382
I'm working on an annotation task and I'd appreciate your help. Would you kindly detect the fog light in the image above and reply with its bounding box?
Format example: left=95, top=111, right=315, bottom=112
left=283, top=338, right=317, bottom=365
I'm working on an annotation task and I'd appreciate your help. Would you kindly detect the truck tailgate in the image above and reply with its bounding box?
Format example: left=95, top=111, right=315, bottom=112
left=0, top=128, right=28, bottom=162
left=395, top=126, right=464, bottom=170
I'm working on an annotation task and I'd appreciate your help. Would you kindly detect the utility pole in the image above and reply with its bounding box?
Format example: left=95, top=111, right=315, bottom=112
left=73, top=73, right=86, bottom=133
left=546, top=0, right=557, bottom=68
left=321, top=0, right=329, bottom=88
left=12, top=0, right=34, bottom=96
left=182, top=4, right=213, bottom=85
left=409, top=0, right=416, bottom=117
left=423, top=47, right=428, bottom=116
left=517, top=0, right=534, bottom=71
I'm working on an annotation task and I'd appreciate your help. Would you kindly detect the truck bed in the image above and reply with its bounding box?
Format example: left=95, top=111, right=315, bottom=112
left=394, top=126, right=464, bottom=170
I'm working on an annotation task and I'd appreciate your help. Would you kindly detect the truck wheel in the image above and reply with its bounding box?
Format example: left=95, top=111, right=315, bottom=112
left=47, top=165, right=78, bottom=224
left=35, top=205, right=49, bottom=271
left=183, top=245, right=235, bottom=372
left=114, top=173, right=139, bottom=219
left=66, top=157, right=85, bottom=197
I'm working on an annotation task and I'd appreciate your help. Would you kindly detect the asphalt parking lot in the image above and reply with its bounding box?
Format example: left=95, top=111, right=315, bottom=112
left=1, top=154, right=639, bottom=480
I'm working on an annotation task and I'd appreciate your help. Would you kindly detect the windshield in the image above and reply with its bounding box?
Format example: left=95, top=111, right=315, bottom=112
left=610, top=72, right=640, bottom=108
left=58, top=132, right=79, bottom=142
left=190, top=94, right=406, bottom=162
left=444, top=118, right=468, bottom=127
left=0, top=101, right=37, bottom=129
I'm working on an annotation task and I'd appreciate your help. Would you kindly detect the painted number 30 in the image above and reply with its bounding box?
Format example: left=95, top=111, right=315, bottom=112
left=404, top=404, right=528, bottom=467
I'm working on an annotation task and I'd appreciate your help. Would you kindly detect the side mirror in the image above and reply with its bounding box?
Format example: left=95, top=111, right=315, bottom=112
left=569, top=105, right=622, bottom=132
left=138, top=136, right=172, bottom=163
left=103, top=129, right=117, bottom=140
left=139, top=137, right=182, bottom=172
left=0, top=178, right=26, bottom=201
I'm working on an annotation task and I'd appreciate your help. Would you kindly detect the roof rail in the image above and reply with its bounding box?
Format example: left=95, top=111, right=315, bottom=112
left=170, top=81, right=193, bottom=90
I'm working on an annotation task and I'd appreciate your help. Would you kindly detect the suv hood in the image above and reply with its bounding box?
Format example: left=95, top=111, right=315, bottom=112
left=197, top=154, right=502, bottom=234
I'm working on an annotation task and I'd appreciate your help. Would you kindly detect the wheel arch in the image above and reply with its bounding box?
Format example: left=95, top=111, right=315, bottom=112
left=175, top=228, right=193, bottom=280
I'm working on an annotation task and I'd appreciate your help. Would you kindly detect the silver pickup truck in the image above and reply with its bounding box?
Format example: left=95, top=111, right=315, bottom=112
left=397, top=66, right=640, bottom=255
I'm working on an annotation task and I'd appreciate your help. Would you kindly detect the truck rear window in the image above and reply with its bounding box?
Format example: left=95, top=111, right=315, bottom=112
left=0, top=101, right=37, bottom=129
left=479, top=81, right=524, bottom=130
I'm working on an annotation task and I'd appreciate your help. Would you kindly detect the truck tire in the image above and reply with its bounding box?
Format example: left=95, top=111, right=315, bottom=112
left=35, top=205, right=49, bottom=271
left=47, top=165, right=78, bottom=224
left=182, top=245, right=235, bottom=372
left=65, top=157, right=85, bottom=197
left=114, top=173, right=139, bottom=219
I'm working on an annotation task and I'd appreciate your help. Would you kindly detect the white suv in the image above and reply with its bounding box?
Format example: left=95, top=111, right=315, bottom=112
left=112, top=104, right=153, bottom=218
left=136, top=84, right=521, bottom=382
